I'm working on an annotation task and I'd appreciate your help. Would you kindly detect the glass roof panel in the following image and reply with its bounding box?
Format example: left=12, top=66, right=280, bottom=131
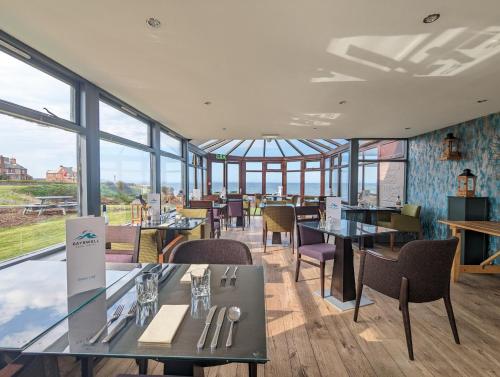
left=305, top=140, right=329, bottom=153
left=289, top=139, right=321, bottom=155
left=264, top=140, right=283, bottom=157
left=212, top=139, right=241, bottom=155
left=231, top=139, right=253, bottom=156
left=277, top=140, right=300, bottom=156
left=246, top=139, right=264, bottom=157
left=332, top=139, right=349, bottom=145
left=198, top=139, right=219, bottom=148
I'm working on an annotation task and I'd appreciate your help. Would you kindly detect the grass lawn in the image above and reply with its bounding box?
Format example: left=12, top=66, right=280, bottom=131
left=0, top=206, right=130, bottom=262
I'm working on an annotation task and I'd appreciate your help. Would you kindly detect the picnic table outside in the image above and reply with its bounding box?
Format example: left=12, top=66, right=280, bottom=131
left=23, top=195, right=78, bottom=216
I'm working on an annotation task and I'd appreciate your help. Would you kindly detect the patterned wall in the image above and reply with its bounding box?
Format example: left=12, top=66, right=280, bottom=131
left=407, top=112, right=499, bottom=255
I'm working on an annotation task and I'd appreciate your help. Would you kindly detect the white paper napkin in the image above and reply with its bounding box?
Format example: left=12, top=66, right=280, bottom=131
left=180, top=264, right=208, bottom=282
left=138, top=305, right=189, bottom=345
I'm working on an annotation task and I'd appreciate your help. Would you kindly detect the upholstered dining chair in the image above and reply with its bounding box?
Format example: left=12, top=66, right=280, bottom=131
left=295, top=207, right=335, bottom=298
left=177, top=208, right=210, bottom=239
left=262, top=205, right=295, bottom=252
left=354, top=238, right=460, bottom=360
left=226, top=199, right=245, bottom=230
left=105, top=225, right=141, bottom=263
left=377, top=204, right=422, bottom=250
left=253, top=194, right=262, bottom=215
left=189, top=200, right=221, bottom=238
left=169, top=239, right=252, bottom=265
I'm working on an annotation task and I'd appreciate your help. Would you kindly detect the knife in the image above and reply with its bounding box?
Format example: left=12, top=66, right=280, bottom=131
left=197, top=305, right=217, bottom=349
left=210, top=307, right=226, bottom=350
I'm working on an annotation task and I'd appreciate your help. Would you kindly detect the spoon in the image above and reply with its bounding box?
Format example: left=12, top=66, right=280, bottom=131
left=225, top=306, right=241, bottom=348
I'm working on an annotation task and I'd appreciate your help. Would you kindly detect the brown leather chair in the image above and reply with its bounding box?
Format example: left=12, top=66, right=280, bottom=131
left=105, top=225, right=141, bottom=263
left=262, top=205, right=295, bottom=252
left=354, top=238, right=460, bottom=360
left=169, top=239, right=252, bottom=265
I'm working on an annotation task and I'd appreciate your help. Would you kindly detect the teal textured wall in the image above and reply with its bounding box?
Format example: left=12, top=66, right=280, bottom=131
left=407, top=112, right=499, bottom=255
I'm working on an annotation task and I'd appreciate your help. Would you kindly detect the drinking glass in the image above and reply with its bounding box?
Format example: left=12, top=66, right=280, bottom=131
left=190, top=268, right=211, bottom=298
left=135, top=272, right=159, bottom=304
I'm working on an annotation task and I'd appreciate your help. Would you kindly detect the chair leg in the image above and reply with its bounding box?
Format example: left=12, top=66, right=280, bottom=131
left=399, top=277, right=414, bottom=360
left=320, top=261, right=325, bottom=298
left=354, top=252, right=366, bottom=322
left=263, top=231, right=267, bottom=253
left=443, top=286, right=460, bottom=344
left=390, top=233, right=395, bottom=251
left=295, top=255, right=301, bottom=282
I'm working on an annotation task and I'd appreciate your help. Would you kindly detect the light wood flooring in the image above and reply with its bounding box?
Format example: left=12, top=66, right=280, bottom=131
left=61, top=216, right=500, bottom=377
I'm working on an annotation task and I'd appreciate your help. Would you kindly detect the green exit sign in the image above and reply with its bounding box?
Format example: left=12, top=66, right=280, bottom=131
left=216, top=154, right=227, bottom=160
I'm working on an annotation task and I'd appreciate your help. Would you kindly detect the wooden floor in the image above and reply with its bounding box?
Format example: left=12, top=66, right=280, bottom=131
left=61, top=217, right=500, bottom=377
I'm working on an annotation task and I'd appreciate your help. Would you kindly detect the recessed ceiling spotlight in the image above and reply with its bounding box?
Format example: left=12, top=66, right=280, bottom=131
left=405, top=127, right=411, bottom=130
left=423, top=13, right=440, bottom=24
left=476, top=99, right=488, bottom=103
left=222, top=127, right=227, bottom=131
left=146, top=17, right=161, bottom=29
left=339, top=100, right=347, bottom=105
left=204, top=101, right=212, bottom=105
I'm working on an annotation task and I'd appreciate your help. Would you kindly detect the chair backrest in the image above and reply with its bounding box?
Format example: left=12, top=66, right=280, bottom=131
left=268, top=200, right=287, bottom=205
left=169, top=239, right=253, bottom=265
left=398, top=238, right=458, bottom=302
left=227, top=193, right=243, bottom=199
left=263, top=205, right=295, bottom=232
left=401, top=204, right=421, bottom=218
left=178, top=208, right=208, bottom=219
left=227, top=199, right=243, bottom=217
left=190, top=200, right=213, bottom=209
left=105, top=225, right=141, bottom=262
left=203, top=194, right=220, bottom=202
left=294, top=205, right=320, bottom=221
left=297, top=223, right=324, bottom=247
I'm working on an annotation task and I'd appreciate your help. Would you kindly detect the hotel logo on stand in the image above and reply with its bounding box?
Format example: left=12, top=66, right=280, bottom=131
left=72, top=230, right=100, bottom=248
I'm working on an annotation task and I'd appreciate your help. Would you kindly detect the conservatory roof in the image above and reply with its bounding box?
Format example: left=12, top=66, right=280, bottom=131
left=194, top=139, right=349, bottom=157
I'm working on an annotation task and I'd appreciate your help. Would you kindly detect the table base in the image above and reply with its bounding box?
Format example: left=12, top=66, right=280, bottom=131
left=316, top=289, right=373, bottom=312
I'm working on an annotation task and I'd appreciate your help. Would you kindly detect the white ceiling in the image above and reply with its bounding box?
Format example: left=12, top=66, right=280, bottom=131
left=1, top=0, right=499, bottom=140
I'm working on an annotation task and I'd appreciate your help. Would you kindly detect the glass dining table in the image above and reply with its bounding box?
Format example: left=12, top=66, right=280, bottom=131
left=0, top=260, right=142, bottom=365
left=23, top=264, right=267, bottom=377
left=299, top=220, right=397, bottom=311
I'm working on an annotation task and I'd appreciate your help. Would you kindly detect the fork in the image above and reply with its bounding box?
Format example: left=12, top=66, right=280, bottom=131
left=220, top=266, right=231, bottom=286
left=230, top=266, right=239, bottom=286
left=101, top=302, right=137, bottom=343
left=88, top=304, right=124, bottom=344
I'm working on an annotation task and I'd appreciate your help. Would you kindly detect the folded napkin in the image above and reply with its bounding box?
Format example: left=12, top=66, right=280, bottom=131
left=138, top=305, right=189, bottom=345
left=180, top=264, right=209, bottom=282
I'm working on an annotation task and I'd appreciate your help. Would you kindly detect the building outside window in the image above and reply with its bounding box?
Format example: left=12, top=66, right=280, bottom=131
left=161, top=156, right=184, bottom=208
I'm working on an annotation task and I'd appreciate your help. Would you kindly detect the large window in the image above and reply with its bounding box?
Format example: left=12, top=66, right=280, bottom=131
left=99, top=100, right=150, bottom=145
left=304, top=160, right=321, bottom=195
left=286, top=161, right=301, bottom=195
left=160, top=132, right=181, bottom=155
left=266, top=172, right=282, bottom=194
left=358, top=140, right=407, bottom=206
left=211, top=162, right=224, bottom=193
left=0, top=49, right=75, bottom=121
left=0, top=114, right=79, bottom=260
left=246, top=161, right=262, bottom=194
left=161, top=156, right=183, bottom=208
left=100, top=140, right=151, bottom=224
left=227, top=163, right=240, bottom=193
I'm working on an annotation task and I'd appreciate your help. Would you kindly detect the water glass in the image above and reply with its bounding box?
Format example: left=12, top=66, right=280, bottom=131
left=191, top=268, right=211, bottom=298
left=135, top=272, right=159, bottom=304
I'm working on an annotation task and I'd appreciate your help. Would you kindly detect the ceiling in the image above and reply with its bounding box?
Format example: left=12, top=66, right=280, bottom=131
left=1, top=0, right=499, bottom=140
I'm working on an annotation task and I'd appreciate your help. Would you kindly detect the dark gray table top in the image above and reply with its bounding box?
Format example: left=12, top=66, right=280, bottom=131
left=23, top=264, right=267, bottom=364
left=140, top=218, right=205, bottom=230
left=299, top=220, right=397, bottom=239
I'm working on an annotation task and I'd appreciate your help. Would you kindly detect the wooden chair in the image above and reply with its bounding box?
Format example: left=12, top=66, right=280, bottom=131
left=295, top=206, right=335, bottom=298
left=262, top=205, right=295, bottom=252
left=354, top=238, right=460, bottom=360
left=105, top=225, right=141, bottom=263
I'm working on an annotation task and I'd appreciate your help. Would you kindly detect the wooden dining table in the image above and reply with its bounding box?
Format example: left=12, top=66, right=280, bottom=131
left=439, top=220, right=500, bottom=282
